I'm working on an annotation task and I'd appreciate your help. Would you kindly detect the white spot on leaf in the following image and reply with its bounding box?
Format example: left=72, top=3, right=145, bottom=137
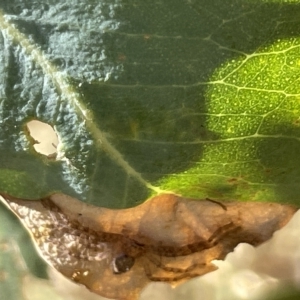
left=26, top=120, right=58, bottom=157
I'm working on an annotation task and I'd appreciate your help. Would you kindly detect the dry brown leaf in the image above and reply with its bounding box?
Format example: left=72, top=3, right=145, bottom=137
left=0, top=193, right=297, bottom=300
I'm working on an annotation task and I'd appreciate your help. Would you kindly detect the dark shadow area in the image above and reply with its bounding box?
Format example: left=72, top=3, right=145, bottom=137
left=257, top=123, right=300, bottom=205
left=267, top=286, right=300, bottom=300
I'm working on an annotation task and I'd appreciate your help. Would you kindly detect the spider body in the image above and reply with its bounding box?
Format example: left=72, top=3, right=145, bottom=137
left=0, top=192, right=296, bottom=300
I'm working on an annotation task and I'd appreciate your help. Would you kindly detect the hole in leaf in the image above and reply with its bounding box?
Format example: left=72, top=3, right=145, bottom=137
left=26, top=120, right=59, bottom=158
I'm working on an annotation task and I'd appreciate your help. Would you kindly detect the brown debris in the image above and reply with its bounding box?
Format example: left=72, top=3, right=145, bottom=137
left=0, top=193, right=297, bottom=300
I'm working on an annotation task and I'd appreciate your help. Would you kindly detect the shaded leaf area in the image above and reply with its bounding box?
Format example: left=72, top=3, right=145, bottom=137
left=0, top=193, right=297, bottom=300
left=268, top=290, right=300, bottom=300
left=0, top=201, right=50, bottom=298
left=0, top=0, right=300, bottom=208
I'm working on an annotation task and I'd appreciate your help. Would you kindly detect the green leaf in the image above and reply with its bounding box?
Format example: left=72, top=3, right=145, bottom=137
left=1, top=0, right=300, bottom=207
left=158, top=37, right=300, bottom=204
left=1, top=0, right=300, bottom=208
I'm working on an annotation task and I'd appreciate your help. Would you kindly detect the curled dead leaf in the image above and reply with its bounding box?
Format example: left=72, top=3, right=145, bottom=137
left=0, top=193, right=297, bottom=300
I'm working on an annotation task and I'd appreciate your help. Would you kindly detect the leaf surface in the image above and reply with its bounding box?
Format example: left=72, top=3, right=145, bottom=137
left=1, top=0, right=300, bottom=207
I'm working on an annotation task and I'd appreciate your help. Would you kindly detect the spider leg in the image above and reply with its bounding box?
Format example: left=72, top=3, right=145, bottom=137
left=205, top=198, right=227, bottom=211
left=143, top=254, right=206, bottom=282
left=207, top=221, right=242, bottom=246
left=144, top=267, right=201, bottom=282
left=147, top=254, right=206, bottom=273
